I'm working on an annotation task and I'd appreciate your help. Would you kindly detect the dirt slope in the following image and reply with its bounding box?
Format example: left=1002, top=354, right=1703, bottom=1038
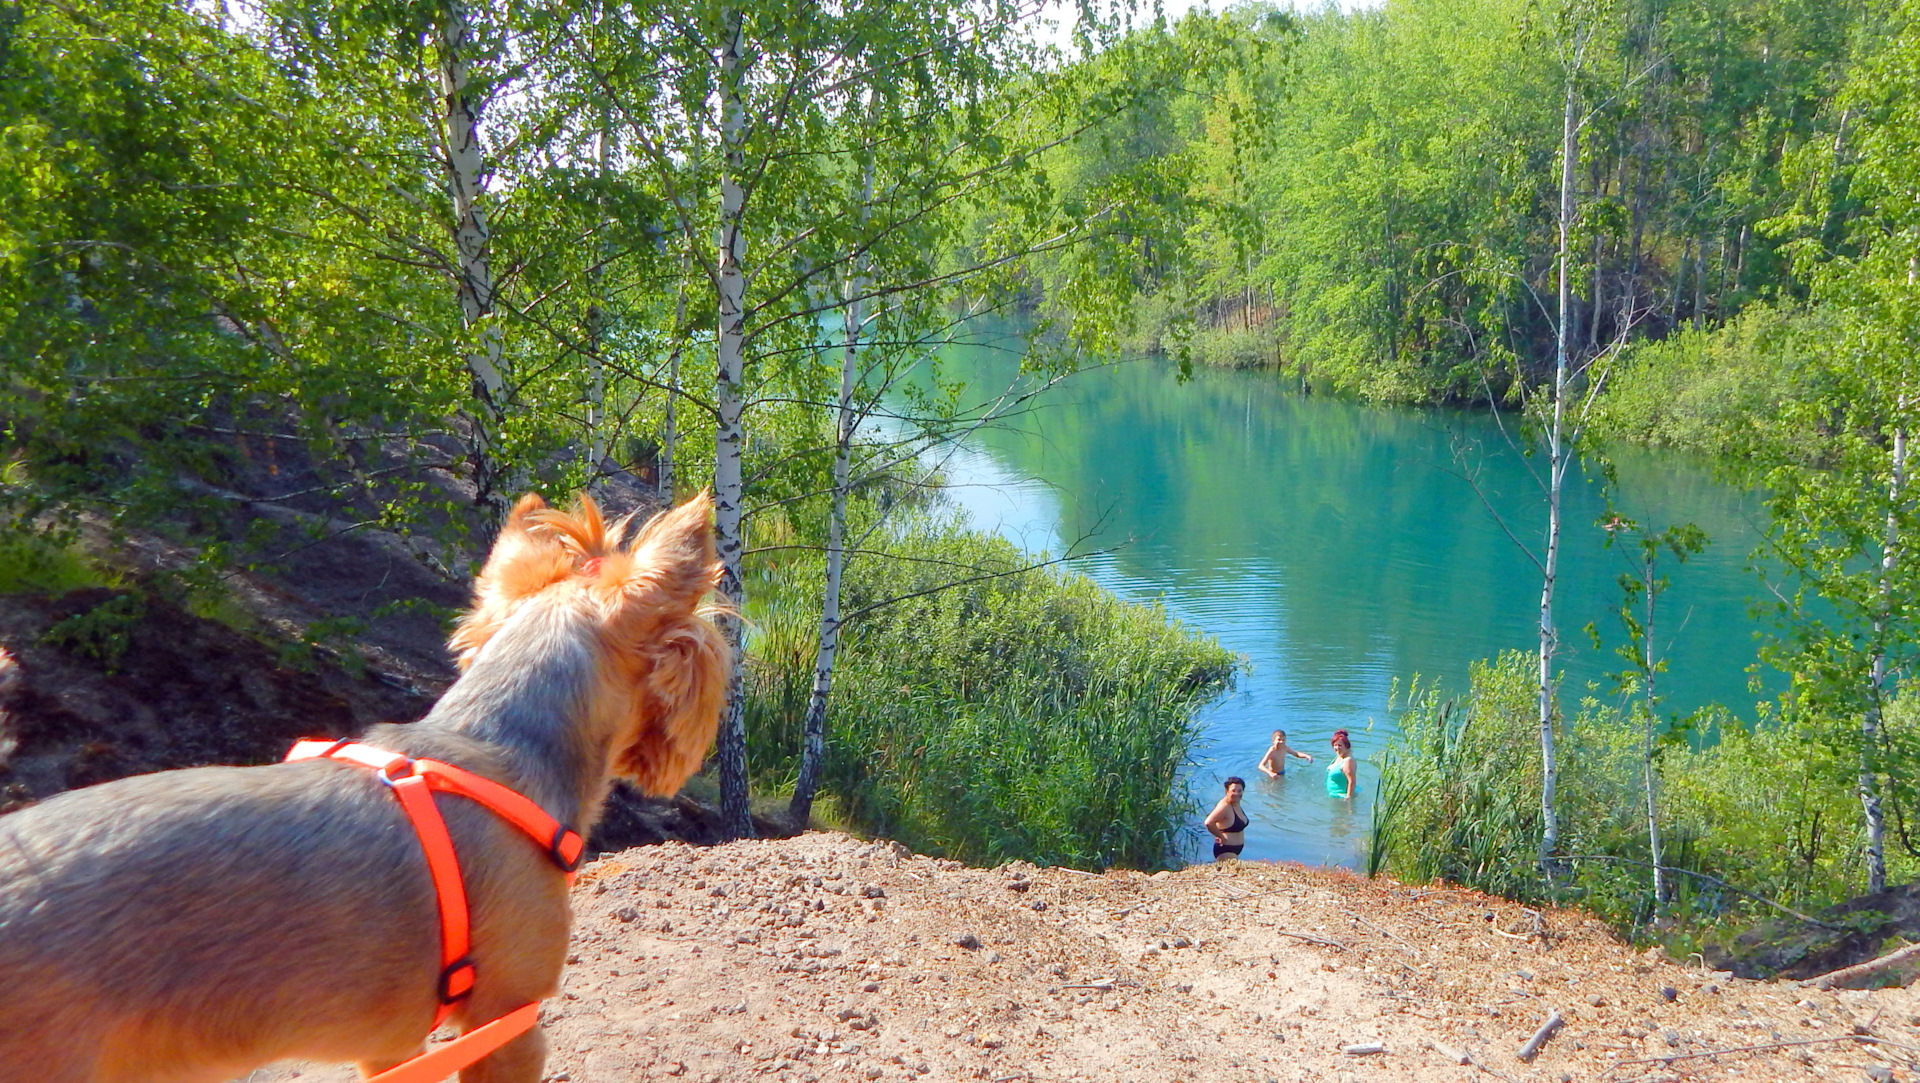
left=249, top=832, right=1920, bottom=1083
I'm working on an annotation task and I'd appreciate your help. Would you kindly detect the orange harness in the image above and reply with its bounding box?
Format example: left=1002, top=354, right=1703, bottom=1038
left=285, top=739, right=586, bottom=1083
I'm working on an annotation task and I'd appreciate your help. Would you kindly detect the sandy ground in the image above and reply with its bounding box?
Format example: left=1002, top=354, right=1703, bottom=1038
left=246, top=832, right=1920, bottom=1083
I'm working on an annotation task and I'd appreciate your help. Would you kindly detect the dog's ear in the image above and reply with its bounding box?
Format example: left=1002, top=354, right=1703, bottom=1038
left=625, top=490, right=722, bottom=607
left=603, top=491, right=730, bottom=794
left=449, top=493, right=575, bottom=667
left=614, top=613, right=730, bottom=795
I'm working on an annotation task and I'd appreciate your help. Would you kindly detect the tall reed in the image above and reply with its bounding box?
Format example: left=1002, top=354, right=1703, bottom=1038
left=744, top=513, right=1236, bottom=869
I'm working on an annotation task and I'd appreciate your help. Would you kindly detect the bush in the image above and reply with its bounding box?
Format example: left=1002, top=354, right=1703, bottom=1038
left=1373, top=651, right=1920, bottom=943
left=1592, top=305, right=1832, bottom=462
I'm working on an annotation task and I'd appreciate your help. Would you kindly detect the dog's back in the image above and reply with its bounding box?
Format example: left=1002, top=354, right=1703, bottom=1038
left=0, top=759, right=479, bottom=1082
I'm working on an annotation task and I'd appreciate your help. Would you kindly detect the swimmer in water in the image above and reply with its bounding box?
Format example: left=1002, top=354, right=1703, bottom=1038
left=1327, top=729, right=1357, bottom=799
left=1257, top=728, right=1314, bottom=778
left=1204, top=776, right=1249, bottom=860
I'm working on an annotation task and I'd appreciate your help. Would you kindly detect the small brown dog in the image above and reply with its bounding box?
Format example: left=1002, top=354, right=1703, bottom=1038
left=0, top=492, right=728, bottom=1083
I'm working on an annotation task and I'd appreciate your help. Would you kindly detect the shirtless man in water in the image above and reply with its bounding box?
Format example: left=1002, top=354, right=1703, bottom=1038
left=1257, top=728, right=1314, bottom=778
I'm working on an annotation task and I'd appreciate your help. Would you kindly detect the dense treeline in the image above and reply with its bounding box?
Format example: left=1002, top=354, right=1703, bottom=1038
left=1041, top=0, right=1864, bottom=401
left=0, top=0, right=1239, bottom=865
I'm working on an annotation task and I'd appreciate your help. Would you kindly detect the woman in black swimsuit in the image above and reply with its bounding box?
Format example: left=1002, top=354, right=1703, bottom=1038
left=1203, top=776, right=1250, bottom=860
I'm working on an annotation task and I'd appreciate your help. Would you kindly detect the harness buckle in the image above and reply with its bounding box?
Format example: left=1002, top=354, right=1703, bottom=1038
left=375, top=757, right=418, bottom=785
left=548, top=825, right=585, bottom=873
left=438, top=956, right=477, bottom=1004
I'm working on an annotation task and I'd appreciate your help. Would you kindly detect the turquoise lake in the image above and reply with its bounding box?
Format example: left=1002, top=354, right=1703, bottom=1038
left=916, top=330, right=1775, bottom=869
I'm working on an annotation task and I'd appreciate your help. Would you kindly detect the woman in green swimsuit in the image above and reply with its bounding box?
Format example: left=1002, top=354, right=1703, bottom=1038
left=1327, top=729, right=1357, bottom=799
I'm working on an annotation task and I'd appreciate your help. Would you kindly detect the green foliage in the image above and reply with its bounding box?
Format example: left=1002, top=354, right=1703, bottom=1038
left=1591, top=305, right=1835, bottom=462
left=41, top=591, right=147, bottom=671
left=1377, top=652, right=1920, bottom=939
left=0, top=524, right=109, bottom=596
left=745, top=513, right=1236, bottom=870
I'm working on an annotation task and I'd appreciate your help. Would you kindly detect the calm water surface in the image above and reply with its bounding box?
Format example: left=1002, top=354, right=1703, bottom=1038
left=917, top=332, right=1773, bottom=869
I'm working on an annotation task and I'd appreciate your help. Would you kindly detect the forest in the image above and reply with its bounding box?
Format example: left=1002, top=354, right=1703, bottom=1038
left=2, top=0, right=1918, bottom=952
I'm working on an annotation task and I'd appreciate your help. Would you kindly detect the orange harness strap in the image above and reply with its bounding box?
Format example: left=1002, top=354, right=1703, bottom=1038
left=285, top=738, right=587, bottom=1082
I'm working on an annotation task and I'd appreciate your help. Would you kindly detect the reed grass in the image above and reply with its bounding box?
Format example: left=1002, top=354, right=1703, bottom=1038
left=743, top=514, right=1236, bottom=870
left=1373, top=650, right=1920, bottom=943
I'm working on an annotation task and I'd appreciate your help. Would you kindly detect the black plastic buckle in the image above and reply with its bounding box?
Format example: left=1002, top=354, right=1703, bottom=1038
left=549, top=825, right=585, bottom=873
left=438, top=956, right=477, bottom=1004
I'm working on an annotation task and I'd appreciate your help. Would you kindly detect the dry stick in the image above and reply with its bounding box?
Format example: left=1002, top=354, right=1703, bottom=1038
left=1466, top=1050, right=1527, bottom=1083
left=1516, top=1009, right=1566, bottom=1061
left=1802, top=940, right=1920, bottom=989
left=1342, top=1042, right=1387, bottom=1056
left=1276, top=930, right=1349, bottom=950
left=1611, top=1034, right=1867, bottom=1067
left=1426, top=1038, right=1470, bottom=1065
left=1345, top=910, right=1419, bottom=953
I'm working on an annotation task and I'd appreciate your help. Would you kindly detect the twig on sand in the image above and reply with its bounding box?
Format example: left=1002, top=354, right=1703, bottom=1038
left=1061, top=979, right=1114, bottom=991
left=1425, top=1038, right=1469, bottom=1065
left=1516, top=1009, right=1565, bottom=1061
left=1276, top=930, right=1348, bottom=950
left=1609, top=1034, right=1866, bottom=1068
left=1465, top=1050, right=1526, bottom=1083
left=1345, top=910, right=1419, bottom=954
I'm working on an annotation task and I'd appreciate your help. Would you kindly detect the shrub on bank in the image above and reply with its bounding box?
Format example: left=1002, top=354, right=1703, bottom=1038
left=745, top=516, right=1237, bottom=870
left=1371, top=651, right=1915, bottom=943
left=1590, top=305, right=1833, bottom=463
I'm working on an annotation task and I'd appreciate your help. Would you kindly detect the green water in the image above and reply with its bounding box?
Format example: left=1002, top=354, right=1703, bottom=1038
left=923, top=332, right=1773, bottom=869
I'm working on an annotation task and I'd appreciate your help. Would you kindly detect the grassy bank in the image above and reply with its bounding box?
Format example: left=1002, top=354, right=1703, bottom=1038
left=742, top=513, right=1237, bottom=871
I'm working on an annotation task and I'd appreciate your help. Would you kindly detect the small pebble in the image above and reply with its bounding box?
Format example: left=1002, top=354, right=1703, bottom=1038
left=1659, top=986, right=1678, bottom=1002
left=954, top=932, right=982, bottom=950
left=1586, top=994, right=1605, bottom=1007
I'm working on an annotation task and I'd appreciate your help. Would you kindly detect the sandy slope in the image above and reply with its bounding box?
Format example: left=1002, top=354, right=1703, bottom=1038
left=249, top=832, right=1920, bottom=1083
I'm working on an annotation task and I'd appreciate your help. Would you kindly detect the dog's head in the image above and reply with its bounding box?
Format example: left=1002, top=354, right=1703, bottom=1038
left=450, top=492, right=730, bottom=796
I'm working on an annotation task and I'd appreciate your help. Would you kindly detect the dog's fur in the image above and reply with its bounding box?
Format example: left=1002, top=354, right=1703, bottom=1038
left=0, top=493, right=728, bottom=1083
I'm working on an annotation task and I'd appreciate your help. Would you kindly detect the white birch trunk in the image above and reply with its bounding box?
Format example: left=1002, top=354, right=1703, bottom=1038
left=1641, top=546, right=1665, bottom=906
left=713, top=9, right=754, bottom=839
left=1539, top=78, right=1577, bottom=871
left=791, top=153, right=873, bottom=826
left=1863, top=395, right=1908, bottom=895
left=438, top=0, right=510, bottom=528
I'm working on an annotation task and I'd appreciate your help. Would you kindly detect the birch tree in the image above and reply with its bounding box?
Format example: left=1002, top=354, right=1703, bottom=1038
left=1756, top=0, right=1920, bottom=894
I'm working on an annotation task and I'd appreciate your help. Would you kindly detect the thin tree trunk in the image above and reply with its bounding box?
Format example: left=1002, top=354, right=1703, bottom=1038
left=659, top=274, right=684, bottom=502
left=1862, top=281, right=1911, bottom=891
left=587, top=124, right=611, bottom=474
left=1692, top=238, right=1706, bottom=331
left=792, top=116, right=876, bottom=827
left=713, top=8, right=753, bottom=839
left=1540, top=76, right=1578, bottom=871
left=1671, top=239, right=1689, bottom=331
left=438, top=0, right=510, bottom=532
left=1642, top=544, right=1665, bottom=906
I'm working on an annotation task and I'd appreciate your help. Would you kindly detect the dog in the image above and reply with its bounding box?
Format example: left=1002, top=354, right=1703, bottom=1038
left=0, top=492, right=729, bottom=1083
